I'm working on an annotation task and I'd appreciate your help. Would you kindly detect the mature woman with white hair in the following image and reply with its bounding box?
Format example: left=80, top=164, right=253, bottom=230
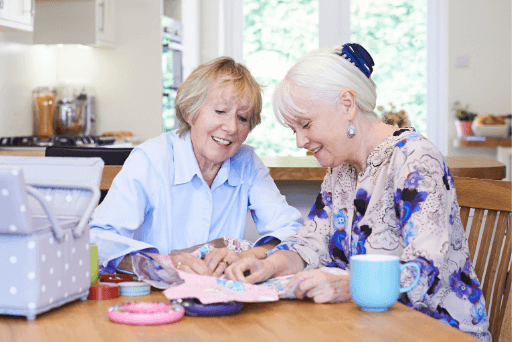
left=90, top=57, right=302, bottom=278
left=225, top=44, right=491, bottom=341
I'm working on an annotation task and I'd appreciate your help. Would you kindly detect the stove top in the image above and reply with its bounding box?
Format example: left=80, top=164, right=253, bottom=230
left=0, top=135, right=116, bottom=148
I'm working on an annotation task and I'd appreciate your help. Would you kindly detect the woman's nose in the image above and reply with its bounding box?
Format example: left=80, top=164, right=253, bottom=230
left=222, top=114, right=237, bottom=134
left=296, top=130, right=309, bottom=149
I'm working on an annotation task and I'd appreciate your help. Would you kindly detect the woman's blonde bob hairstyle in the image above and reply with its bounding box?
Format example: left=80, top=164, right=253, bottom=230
left=175, top=56, right=262, bottom=137
left=273, top=45, right=377, bottom=126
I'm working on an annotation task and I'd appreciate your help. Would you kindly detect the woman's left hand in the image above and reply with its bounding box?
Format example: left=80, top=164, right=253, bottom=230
left=290, top=269, right=351, bottom=303
left=203, top=248, right=241, bottom=277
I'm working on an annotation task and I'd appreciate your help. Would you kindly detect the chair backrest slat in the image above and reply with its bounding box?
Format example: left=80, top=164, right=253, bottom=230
left=453, top=176, right=511, bottom=342
left=489, top=224, right=511, bottom=338
left=482, top=212, right=510, bottom=309
left=497, top=277, right=511, bottom=342
left=474, top=210, right=498, bottom=281
left=460, top=206, right=470, bottom=229
left=467, top=208, right=485, bottom=260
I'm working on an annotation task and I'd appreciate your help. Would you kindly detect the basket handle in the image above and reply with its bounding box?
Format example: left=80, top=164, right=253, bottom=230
left=26, top=185, right=65, bottom=241
left=26, top=181, right=100, bottom=239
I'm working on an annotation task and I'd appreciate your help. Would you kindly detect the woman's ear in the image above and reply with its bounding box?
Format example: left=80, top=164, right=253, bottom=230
left=338, top=88, right=356, bottom=121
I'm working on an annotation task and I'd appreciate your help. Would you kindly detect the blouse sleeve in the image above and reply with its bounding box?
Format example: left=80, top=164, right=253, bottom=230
left=89, top=149, right=159, bottom=267
left=267, top=168, right=336, bottom=269
left=246, top=152, right=304, bottom=246
left=391, top=136, right=461, bottom=307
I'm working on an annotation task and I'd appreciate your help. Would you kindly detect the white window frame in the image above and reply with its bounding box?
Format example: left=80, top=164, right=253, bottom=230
left=221, top=0, right=448, bottom=154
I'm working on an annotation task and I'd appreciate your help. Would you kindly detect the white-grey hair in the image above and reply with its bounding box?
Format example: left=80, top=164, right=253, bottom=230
left=273, top=45, right=378, bottom=126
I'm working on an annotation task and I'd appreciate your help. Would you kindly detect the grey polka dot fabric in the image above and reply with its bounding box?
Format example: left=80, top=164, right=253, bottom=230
left=0, top=157, right=103, bottom=320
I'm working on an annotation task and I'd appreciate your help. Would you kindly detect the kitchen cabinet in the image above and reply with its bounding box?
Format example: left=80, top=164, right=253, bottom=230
left=33, top=0, right=115, bottom=47
left=0, top=0, right=34, bottom=31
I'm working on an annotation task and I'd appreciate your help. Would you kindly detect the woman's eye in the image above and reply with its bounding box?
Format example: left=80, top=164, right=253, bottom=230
left=215, top=110, right=225, bottom=114
left=303, top=122, right=310, bottom=129
left=238, top=115, right=248, bottom=123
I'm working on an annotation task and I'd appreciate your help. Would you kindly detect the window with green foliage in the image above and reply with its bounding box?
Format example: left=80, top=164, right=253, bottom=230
left=351, top=0, right=427, bottom=134
left=242, top=0, right=427, bottom=156
left=243, top=0, right=319, bottom=157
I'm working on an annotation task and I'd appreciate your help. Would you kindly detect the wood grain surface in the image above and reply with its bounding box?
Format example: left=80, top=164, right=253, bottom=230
left=455, top=138, right=512, bottom=148
left=0, top=151, right=506, bottom=189
left=0, top=291, right=480, bottom=342
left=453, top=177, right=512, bottom=212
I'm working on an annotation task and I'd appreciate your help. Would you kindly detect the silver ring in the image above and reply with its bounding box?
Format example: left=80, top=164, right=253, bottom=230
left=176, top=262, right=181, bottom=269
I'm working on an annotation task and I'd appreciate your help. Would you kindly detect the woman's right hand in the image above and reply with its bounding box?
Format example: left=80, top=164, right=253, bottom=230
left=169, top=253, right=213, bottom=276
left=226, top=249, right=307, bottom=284
left=224, top=257, right=275, bottom=284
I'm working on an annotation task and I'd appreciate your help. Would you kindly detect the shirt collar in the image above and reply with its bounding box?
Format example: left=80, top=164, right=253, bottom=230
left=173, top=131, right=243, bottom=187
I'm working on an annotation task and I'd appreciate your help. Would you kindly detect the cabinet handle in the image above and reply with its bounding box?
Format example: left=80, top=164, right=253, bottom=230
left=99, top=1, right=105, bottom=32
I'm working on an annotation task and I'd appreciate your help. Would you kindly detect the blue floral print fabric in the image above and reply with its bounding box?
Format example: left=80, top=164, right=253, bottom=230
left=269, top=128, right=491, bottom=341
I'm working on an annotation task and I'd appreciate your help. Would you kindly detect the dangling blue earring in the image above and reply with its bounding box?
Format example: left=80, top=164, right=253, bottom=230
left=347, top=121, right=356, bottom=138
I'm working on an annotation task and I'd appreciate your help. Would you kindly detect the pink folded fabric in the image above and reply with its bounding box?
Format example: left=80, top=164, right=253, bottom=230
left=157, top=255, right=278, bottom=304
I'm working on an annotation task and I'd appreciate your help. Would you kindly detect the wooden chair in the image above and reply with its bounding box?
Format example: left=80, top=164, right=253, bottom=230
left=453, top=176, right=511, bottom=341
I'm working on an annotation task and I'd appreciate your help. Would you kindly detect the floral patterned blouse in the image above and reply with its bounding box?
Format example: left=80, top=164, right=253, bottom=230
left=270, top=128, right=491, bottom=341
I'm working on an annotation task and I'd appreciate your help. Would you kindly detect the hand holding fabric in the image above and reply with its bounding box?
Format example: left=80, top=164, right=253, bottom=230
left=203, top=248, right=241, bottom=277
left=169, top=252, right=212, bottom=276
left=224, top=257, right=275, bottom=284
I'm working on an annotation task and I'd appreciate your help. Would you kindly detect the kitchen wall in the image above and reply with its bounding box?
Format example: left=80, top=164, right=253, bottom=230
left=0, top=39, right=56, bottom=137
left=447, top=0, right=511, bottom=157
left=0, top=0, right=163, bottom=141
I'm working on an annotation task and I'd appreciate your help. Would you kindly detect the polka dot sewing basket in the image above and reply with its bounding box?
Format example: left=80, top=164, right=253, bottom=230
left=0, top=156, right=104, bottom=320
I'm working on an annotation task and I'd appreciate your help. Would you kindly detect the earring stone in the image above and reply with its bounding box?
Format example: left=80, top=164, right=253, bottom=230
left=347, top=123, right=356, bottom=138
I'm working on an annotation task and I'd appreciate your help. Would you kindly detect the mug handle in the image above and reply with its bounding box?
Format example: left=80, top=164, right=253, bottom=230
left=399, top=262, right=421, bottom=293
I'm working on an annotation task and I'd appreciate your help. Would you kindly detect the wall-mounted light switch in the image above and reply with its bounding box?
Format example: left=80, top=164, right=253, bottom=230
left=455, top=54, right=469, bottom=67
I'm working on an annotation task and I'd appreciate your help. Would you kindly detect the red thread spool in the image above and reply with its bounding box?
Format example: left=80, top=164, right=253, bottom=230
left=88, top=283, right=119, bottom=300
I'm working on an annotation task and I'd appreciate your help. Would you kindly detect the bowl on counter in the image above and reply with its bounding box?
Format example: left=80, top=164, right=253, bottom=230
left=471, top=121, right=509, bottom=138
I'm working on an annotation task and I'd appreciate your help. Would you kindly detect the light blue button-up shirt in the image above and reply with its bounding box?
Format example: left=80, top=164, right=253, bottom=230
left=90, top=131, right=303, bottom=267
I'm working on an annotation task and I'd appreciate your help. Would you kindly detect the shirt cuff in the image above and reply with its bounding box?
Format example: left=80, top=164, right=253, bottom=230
left=100, top=247, right=158, bottom=276
left=254, top=236, right=279, bottom=247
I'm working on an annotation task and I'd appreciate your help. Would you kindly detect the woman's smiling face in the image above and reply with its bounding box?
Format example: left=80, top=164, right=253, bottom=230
left=189, top=84, right=252, bottom=171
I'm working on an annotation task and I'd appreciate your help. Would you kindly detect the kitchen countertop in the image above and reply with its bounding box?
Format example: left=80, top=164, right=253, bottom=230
left=0, top=149, right=506, bottom=189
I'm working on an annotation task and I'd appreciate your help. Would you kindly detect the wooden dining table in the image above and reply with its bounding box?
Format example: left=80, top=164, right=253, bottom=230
left=0, top=290, right=480, bottom=342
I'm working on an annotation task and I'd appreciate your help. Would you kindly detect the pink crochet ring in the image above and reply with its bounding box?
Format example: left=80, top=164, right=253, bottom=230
left=107, top=302, right=184, bottom=326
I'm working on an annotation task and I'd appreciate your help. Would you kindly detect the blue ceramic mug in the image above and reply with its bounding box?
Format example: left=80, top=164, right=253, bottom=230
left=350, top=254, right=420, bottom=312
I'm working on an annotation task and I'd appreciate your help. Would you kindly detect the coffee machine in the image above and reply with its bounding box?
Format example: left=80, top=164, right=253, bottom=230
left=53, top=85, right=97, bottom=136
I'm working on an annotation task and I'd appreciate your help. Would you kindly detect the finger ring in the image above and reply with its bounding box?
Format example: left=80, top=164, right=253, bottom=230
left=176, top=262, right=181, bottom=269
left=221, top=259, right=229, bottom=267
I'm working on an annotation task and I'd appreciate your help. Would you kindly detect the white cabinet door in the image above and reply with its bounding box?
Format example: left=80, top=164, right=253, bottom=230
left=96, top=0, right=115, bottom=45
left=33, top=0, right=115, bottom=47
left=0, top=0, right=34, bottom=31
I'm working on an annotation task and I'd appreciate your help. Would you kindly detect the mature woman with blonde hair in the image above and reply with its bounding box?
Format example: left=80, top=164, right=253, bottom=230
left=90, top=57, right=302, bottom=277
left=226, top=44, right=491, bottom=341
